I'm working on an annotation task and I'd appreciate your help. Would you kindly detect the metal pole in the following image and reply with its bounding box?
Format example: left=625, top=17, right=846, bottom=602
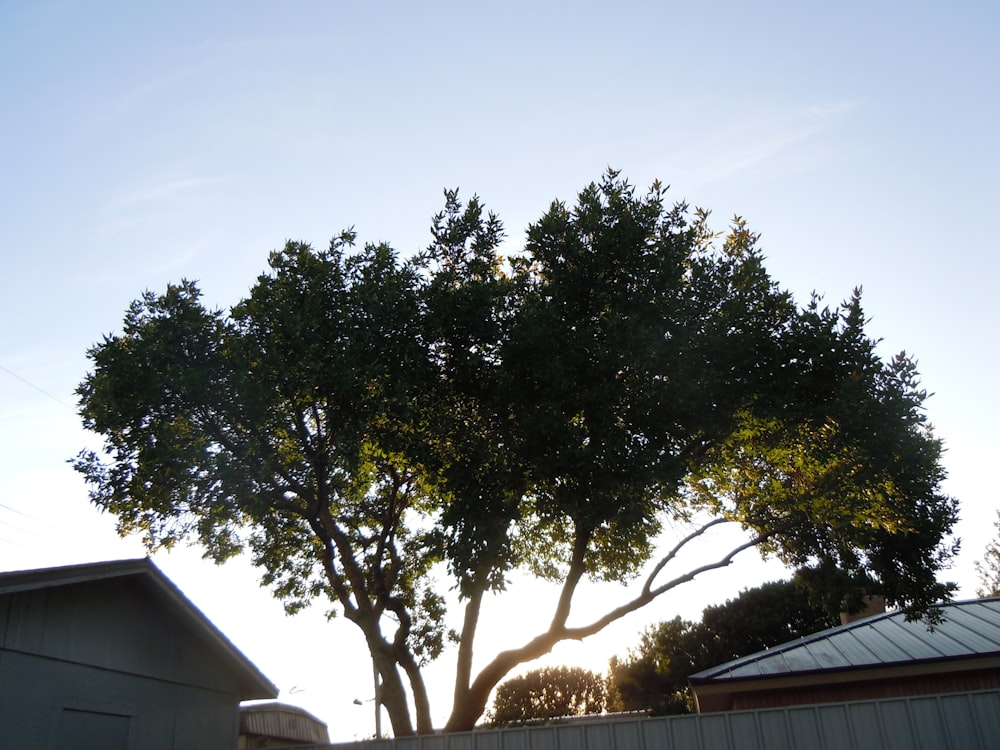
left=373, top=658, right=382, bottom=739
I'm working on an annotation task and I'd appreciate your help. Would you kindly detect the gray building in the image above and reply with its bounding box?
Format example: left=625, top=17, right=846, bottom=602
left=689, top=597, right=1000, bottom=713
left=0, top=558, right=277, bottom=749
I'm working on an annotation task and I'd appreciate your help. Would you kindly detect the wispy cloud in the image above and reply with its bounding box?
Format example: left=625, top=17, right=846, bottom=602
left=98, top=36, right=300, bottom=127
left=109, top=175, right=225, bottom=210
left=670, top=100, right=863, bottom=190
left=90, top=172, right=228, bottom=272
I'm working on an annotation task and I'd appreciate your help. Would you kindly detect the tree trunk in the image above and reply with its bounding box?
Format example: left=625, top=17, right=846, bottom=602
left=350, top=619, right=434, bottom=736
left=364, top=632, right=415, bottom=736
left=397, top=645, right=434, bottom=733
left=445, top=629, right=564, bottom=732
left=453, top=588, right=484, bottom=707
left=377, top=660, right=415, bottom=737
left=442, top=522, right=771, bottom=730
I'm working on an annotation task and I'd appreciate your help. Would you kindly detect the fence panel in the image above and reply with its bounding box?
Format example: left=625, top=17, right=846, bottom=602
left=969, top=691, right=1000, bottom=747
left=610, top=719, right=643, bottom=750
left=320, top=689, right=1000, bottom=750
left=664, top=714, right=700, bottom=750
left=814, top=703, right=856, bottom=750
left=786, top=706, right=823, bottom=750
left=725, top=711, right=763, bottom=750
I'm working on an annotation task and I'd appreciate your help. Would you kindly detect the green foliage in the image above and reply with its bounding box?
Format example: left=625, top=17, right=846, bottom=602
left=489, top=666, right=610, bottom=725
left=611, top=580, right=840, bottom=714
left=975, top=511, right=1000, bottom=597
left=412, top=190, right=528, bottom=597
left=74, top=235, right=445, bottom=735
left=685, top=286, right=958, bottom=617
left=610, top=617, right=698, bottom=715
left=74, top=171, right=959, bottom=734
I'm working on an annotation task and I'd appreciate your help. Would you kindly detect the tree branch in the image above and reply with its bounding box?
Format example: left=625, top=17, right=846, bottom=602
left=567, top=530, right=771, bottom=641
left=549, top=522, right=592, bottom=631
left=642, top=516, right=730, bottom=596
left=453, top=586, right=484, bottom=704
left=449, top=526, right=771, bottom=731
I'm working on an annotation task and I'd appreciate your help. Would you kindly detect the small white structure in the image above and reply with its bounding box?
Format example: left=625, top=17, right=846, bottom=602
left=240, top=702, right=330, bottom=747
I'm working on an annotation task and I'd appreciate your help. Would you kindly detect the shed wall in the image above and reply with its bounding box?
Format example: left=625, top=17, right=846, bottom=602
left=1, top=577, right=243, bottom=694
left=0, top=648, right=239, bottom=750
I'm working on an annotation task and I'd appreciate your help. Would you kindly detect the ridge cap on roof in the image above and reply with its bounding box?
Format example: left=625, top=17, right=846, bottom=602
left=0, top=557, right=159, bottom=596
left=0, top=555, right=149, bottom=577
left=240, top=701, right=329, bottom=725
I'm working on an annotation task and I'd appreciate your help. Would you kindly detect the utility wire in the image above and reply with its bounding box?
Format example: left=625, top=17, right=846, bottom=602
left=0, top=363, right=75, bottom=410
left=0, top=503, right=75, bottom=539
left=0, top=369, right=95, bottom=547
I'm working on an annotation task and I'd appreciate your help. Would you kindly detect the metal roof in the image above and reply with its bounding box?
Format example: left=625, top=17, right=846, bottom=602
left=0, top=557, right=278, bottom=700
left=689, top=597, right=1000, bottom=685
left=240, top=702, right=330, bottom=744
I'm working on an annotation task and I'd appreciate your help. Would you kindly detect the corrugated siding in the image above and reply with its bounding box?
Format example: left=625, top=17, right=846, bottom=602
left=0, top=648, right=240, bottom=750
left=2, top=576, right=253, bottom=696
left=241, top=705, right=329, bottom=743
left=0, top=558, right=276, bottom=700
left=311, top=690, right=1000, bottom=750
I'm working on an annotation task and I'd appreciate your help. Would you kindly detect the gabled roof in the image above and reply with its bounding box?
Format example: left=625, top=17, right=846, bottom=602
left=0, top=558, right=277, bottom=700
left=689, top=597, right=1000, bottom=686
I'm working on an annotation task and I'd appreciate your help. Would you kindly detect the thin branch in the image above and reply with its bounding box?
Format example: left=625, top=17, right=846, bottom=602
left=198, top=406, right=316, bottom=504
left=648, top=532, right=768, bottom=599
left=305, top=516, right=358, bottom=622
left=316, top=507, right=378, bottom=616
left=642, top=516, right=729, bottom=596
left=466, top=529, right=771, bottom=702
left=567, top=531, right=771, bottom=641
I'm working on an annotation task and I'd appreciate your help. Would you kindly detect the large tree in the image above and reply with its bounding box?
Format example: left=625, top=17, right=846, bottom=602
left=611, top=579, right=840, bottom=715
left=74, top=172, right=958, bottom=734
left=975, top=511, right=1000, bottom=597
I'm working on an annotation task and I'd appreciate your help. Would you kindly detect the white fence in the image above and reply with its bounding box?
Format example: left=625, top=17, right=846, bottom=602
left=313, top=689, right=1000, bottom=750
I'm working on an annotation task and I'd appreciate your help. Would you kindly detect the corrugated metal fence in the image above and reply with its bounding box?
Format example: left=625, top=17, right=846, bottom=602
left=311, top=689, right=1000, bottom=750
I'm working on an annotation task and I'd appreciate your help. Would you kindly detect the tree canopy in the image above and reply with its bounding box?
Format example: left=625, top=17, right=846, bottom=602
left=74, top=171, right=958, bottom=734
left=488, top=666, right=611, bottom=725
left=975, top=511, right=1000, bottom=597
left=611, top=579, right=840, bottom=714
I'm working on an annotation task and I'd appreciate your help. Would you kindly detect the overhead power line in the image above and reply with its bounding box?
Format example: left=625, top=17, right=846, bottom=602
left=0, top=502, right=77, bottom=540
left=0, top=363, right=75, bottom=410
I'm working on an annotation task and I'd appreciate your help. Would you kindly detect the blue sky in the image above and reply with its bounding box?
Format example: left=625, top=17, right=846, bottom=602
left=2, top=1, right=998, bottom=739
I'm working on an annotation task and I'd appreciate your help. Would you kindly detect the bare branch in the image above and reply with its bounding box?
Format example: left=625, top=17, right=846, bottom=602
left=452, top=527, right=771, bottom=732
left=642, top=516, right=729, bottom=596
left=567, top=531, right=770, bottom=641
left=648, top=532, right=768, bottom=599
